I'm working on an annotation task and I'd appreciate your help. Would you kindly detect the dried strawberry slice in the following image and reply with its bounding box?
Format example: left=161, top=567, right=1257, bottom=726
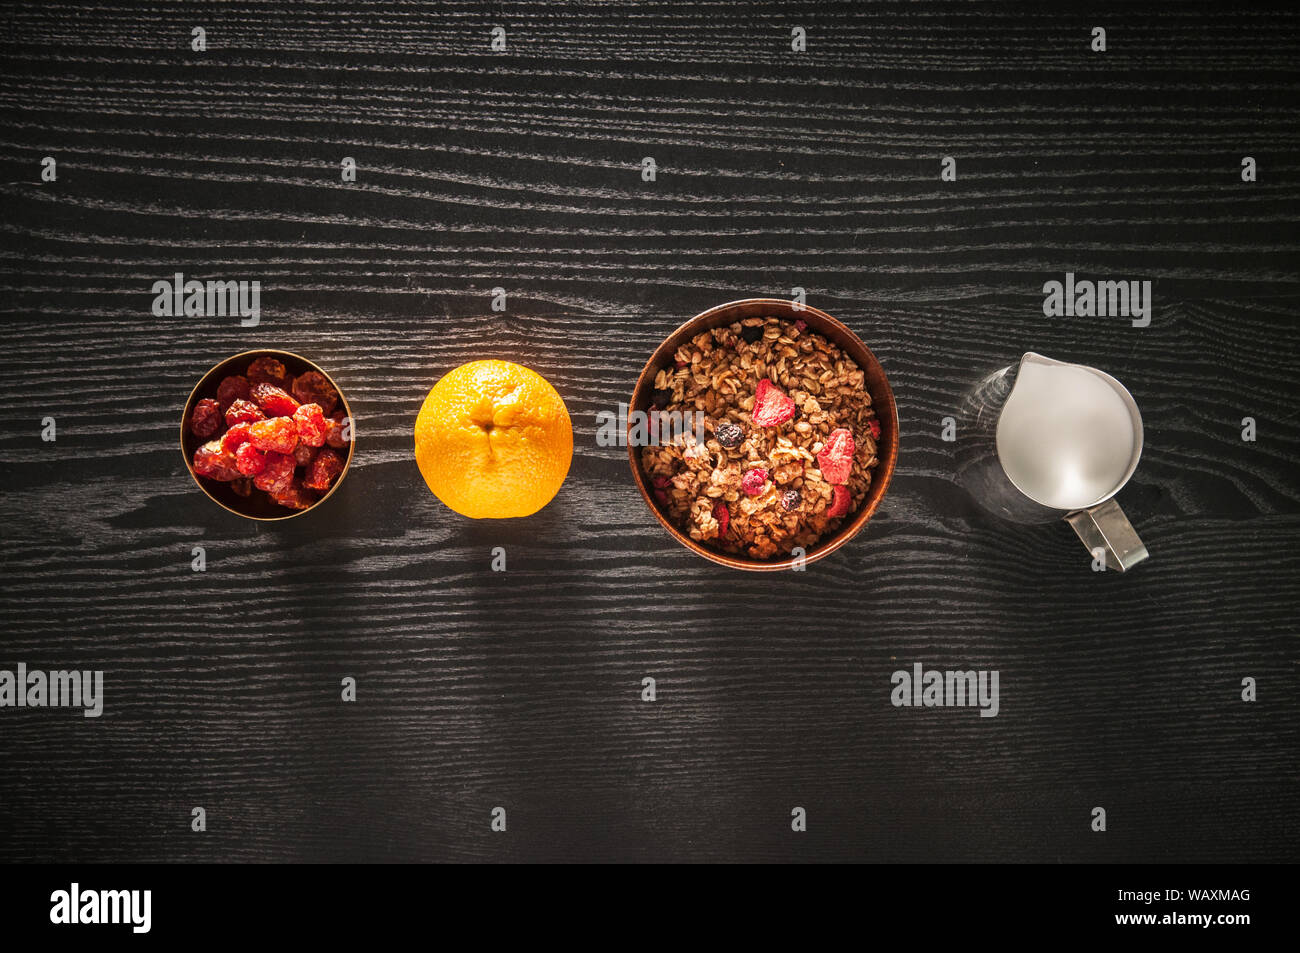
left=293, top=403, right=327, bottom=448
left=189, top=398, right=221, bottom=438
left=247, top=416, right=299, bottom=454
left=193, top=440, right=240, bottom=481
left=827, top=485, right=852, bottom=518
left=250, top=382, right=299, bottom=417
left=224, top=398, right=265, bottom=428
left=303, top=448, right=344, bottom=492
left=713, top=502, right=730, bottom=536
left=215, top=375, right=252, bottom=412
left=816, top=428, right=855, bottom=485
left=291, top=371, right=339, bottom=415
left=751, top=379, right=796, bottom=427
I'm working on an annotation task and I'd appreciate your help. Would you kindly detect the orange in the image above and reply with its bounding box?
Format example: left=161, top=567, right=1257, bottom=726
left=414, top=360, right=572, bottom=519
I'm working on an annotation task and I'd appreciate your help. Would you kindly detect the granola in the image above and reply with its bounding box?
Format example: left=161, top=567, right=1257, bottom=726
left=640, top=315, right=880, bottom=560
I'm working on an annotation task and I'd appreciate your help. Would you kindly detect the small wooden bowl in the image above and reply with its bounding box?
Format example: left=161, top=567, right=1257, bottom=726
left=629, top=299, right=899, bottom=570
left=180, top=349, right=355, bottom=520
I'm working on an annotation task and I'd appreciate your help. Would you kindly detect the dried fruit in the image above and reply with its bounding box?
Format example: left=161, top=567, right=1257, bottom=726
left=231, top=477, right=253, bottom=498
left=215, top=375, right=252, bottom=412
left=793, top=319, right=807, bottom=333
left=817, top=428, right=855, bottom=485
left=250, top=382, right=299, bottom=417
left=293, top=403, right=327, bottom=448
left=714, top=421, right=744, bottom=449
left=742, top=467, right=768, bottom=496
left=303, top=448, right=344, bottom=492
left=224, top=398, right=265, bottom=428
left=293, top=442, right=317, bottom=467
left=193, top=440, right=240, bottom=481
left=247, top=416, right=299, bottom=454
left=220, top=422, right=254, bottom=452
left=827, top=485, right=851, bottom=518
left=270, top=482, right=315, bottom=510
left=235, top=441, right=267, bottom=477
left=253, top=451, right=295, bottom=492
left=324, top=412, right=348, bottom=449
left=247, top=356, right=289, bottom=387
left=713, top=501, right=730, bottom=536
left=291, top=371, right=339, bottom=415
left=867, top=418, right=881, bottom=441
left=189, top=398, right=221, bottom=438
left=780, top=489, right=801, bottom=512
left=751, top=379, right=796, bottom=427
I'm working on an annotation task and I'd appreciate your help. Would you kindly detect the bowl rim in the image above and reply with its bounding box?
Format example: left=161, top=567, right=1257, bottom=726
left=180, top=348, right=356, bottom=521
left=627, top=297, right=899, bottom=571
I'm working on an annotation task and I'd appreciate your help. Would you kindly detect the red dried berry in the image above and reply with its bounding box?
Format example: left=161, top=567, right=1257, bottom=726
left=250, top=382, right=299, bottom=417
left=303, top=447, right=344, bottom=492
left=189, top=398, right=221, bottom=438
left=741, top=467, right=768, bottom=496
left=230, top=477, right=253, bottom=498
left=270, top=480, right=316, bottom=510
left=193, top=440, right=240, bottom=481
left=248, top=416, right=299, bottom=455
left=794, top=319, right=808, bottom=333
left=674, top=359, right=688, bottom=370
left=713, top=502, right=730, bottom=536
left=293, top=442, right=317, bottom=467
left=225, top=398, right=265, bottom=428
left=220, top=422, right=254, bottom=453
left=253, top=451, right=295, bottom=492
left=247, top=356, right=289, bottom=387
left=751, top=379, right=797, bottom=427
left=324, top=413, right=348, bottom=449
left=235, top=441, right=267, bottom=476
left=827, top=485, right=852, bottom=518
left=290, top=371, right=339, bottom=415
left=293, top=403, right=327, bottom=448
left=817, top=428, right=855, bottom=485
left=215, top=375, right=252, bottom=412
left=867, top=418, right=881, bottom=441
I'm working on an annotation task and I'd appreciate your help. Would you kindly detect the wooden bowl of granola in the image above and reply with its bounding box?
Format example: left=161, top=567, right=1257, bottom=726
left=629, top=299, right=898, bottom=570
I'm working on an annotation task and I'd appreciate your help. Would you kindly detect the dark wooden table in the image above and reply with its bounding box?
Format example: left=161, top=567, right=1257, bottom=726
left=1, top=1, right=1297, bottom=863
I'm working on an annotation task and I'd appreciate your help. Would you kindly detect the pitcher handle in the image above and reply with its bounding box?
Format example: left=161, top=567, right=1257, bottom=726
left=1065, top=499, right=1149, bottom=572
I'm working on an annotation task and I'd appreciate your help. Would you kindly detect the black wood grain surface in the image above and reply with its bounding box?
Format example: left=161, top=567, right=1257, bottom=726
left=1, top=1, right=1297, bottom=863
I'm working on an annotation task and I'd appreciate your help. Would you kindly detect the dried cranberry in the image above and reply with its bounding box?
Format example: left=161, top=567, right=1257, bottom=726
left=189, top=398, right=221, bottom=438
left=250, top=382, right=299, bottom=417
left=303, top=447, right=344, bottom=492
left=225, top=398, right=265, bottom=428
left=215, top=375, right=252, bottom=412
left=247, top=356, right=289, bottom=387
left=193, top=440, right=240, bottom=481
left=867, top=418, right=882, bottom=441
left=293, top=442, right=317, bottom=467
left=290, top=371, right=339, bottom=415
left=235, top=441, right=267, bottom=476
left=293, top=403, right=327, bottom=448
left=220, top=422, right=254, bottom=453
left=248, top=417, right=298, bottom=454
left=253, top=451, right=295, bottom=492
